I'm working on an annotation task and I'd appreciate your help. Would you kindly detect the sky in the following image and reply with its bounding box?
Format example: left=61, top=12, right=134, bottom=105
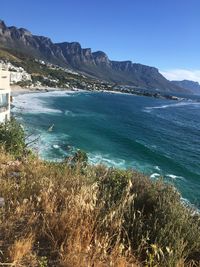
left=1, top=0, right=200, bottom=82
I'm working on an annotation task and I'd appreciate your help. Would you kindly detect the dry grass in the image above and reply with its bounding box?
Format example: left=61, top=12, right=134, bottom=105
left=0, top=149, right=199, bottom=267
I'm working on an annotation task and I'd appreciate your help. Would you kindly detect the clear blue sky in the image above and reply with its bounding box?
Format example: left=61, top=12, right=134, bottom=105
left=1, top=0, right=200, bottom=73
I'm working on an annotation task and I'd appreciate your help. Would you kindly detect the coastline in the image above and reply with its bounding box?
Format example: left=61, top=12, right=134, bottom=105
left=11, top=85, right=83, bottom=97
left=11, top=85, right=62, bottom=96
left=10, top=85, right=187, bottom=103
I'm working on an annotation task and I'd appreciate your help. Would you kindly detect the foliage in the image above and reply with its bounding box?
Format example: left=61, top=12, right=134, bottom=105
left=16, top=80, right=32, bottom=88
left=0, top=118, right=26, bottom=157
left=70, top=149, right=88, bottom=164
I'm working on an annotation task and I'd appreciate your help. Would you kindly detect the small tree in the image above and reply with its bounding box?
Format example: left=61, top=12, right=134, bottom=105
left=0, top=118, right=26, bottom=157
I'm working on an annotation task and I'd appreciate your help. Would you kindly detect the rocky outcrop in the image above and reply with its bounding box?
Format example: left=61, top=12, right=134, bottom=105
left=0, top=20, right=187, bottom=92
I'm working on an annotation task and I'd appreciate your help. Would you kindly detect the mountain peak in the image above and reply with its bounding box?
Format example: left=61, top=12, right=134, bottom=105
left=0, top=20, right=6, bottom=29
left=19, top=28, right=32, bottom=36
left=93, top=51, right=108, bottom=57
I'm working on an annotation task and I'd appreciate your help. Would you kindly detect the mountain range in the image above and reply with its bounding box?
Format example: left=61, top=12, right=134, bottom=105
left=0, top=19, right=195, bottom=93
left=172, top=80, right=200, bottom=95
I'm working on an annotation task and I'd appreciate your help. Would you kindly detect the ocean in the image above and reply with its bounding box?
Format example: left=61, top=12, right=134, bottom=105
left=12, top=90, right=200, bottom=207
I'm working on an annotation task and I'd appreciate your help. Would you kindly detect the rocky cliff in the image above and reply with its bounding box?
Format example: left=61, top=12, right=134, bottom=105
left=0, top=20, right=186, bottom=92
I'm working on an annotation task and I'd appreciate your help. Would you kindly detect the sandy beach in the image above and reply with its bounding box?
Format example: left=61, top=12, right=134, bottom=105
left=11, top=85, right=62, bottom=96
left=10, top=85, right=85, bottom=97
left=11, top=85, right=138, bottom=101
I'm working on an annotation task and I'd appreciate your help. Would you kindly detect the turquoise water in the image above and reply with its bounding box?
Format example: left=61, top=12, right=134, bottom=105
left=13, top=90, right=200, bottom=206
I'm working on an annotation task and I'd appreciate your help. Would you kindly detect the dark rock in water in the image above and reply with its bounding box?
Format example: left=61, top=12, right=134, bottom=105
left=0, top=19, right=188, bottom=93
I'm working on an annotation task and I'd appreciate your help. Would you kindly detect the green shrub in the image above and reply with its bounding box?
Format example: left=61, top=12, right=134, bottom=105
left=0, top=118, right=26, bottom=157
left=72, top=150, right=88, bottom=163
left=67, top=149, right=88, bottom=168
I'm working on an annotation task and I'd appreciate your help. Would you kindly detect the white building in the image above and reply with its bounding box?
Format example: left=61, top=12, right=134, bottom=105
left=0, top=61, right=32, bottom=84
left=10, top=71, right=32, bottom=84
left=0, top=67, right=11, bottom=123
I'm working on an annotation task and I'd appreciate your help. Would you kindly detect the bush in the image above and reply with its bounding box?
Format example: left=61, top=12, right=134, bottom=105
left=0, top=118, right=26, bottom=157
left=72, top=150, right=88, bottom=163
left=67, top=149, right=88, bottom=168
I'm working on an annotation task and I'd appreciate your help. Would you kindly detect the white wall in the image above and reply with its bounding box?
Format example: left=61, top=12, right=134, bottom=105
left=0, top=70, right=11, bottom=123
left=0, top=69, right=10, bottom=90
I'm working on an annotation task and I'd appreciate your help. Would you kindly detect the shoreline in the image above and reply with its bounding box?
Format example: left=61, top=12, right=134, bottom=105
left=11, top=85, right=187, bottom=103
left=11, top=85, right=84, bottom=97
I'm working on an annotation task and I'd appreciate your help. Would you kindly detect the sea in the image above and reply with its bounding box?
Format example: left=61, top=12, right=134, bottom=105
left=12, top=90, right=200, bottom=207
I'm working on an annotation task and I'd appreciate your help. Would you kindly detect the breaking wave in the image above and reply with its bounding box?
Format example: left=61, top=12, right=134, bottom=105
left=144, top=100, right=200, bottom=112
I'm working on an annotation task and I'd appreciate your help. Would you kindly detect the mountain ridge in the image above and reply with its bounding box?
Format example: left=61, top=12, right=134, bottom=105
left=0, top=19, right=188, bottom=92
left=172, top=80, right=200, bottom=94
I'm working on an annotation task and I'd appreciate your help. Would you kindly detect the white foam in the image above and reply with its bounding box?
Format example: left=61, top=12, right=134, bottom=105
left=64, top=110, right=76, bottom=117
left=88, top=153, right=126, bottom=168
left=40, top=90, right=80, bottom=97
left=150, top=173, right=161, bottom=179
left=166, top=174, right=184, bottom=180
left=52, top=144, right=60, bottom=149
left=87, top=152, right=155, bottom=173
left=154, top=165, right=161, bottom=171
left=12, top=90, right=81, bottom=115
left=25, top=127, right=70, bottom=161
left=13, top=92, right=61, bottom=114
left=145, top=101, right=200, bottom=111
left=64, top=109, right=95, bottom=118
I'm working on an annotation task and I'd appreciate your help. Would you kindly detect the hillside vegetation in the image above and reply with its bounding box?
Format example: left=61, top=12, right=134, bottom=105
left=0, top=47, right=112, bottom=90
left=0, top=120, right=200, bottom=267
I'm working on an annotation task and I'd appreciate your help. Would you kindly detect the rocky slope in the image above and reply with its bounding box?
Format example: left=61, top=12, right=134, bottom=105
left=172, top=80, right=200, bottom=94
left=0, top=19, right=187, bottom=92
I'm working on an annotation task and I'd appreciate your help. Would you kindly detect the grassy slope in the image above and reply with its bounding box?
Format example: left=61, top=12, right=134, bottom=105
left=0, top=149, right=200, bottom=267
